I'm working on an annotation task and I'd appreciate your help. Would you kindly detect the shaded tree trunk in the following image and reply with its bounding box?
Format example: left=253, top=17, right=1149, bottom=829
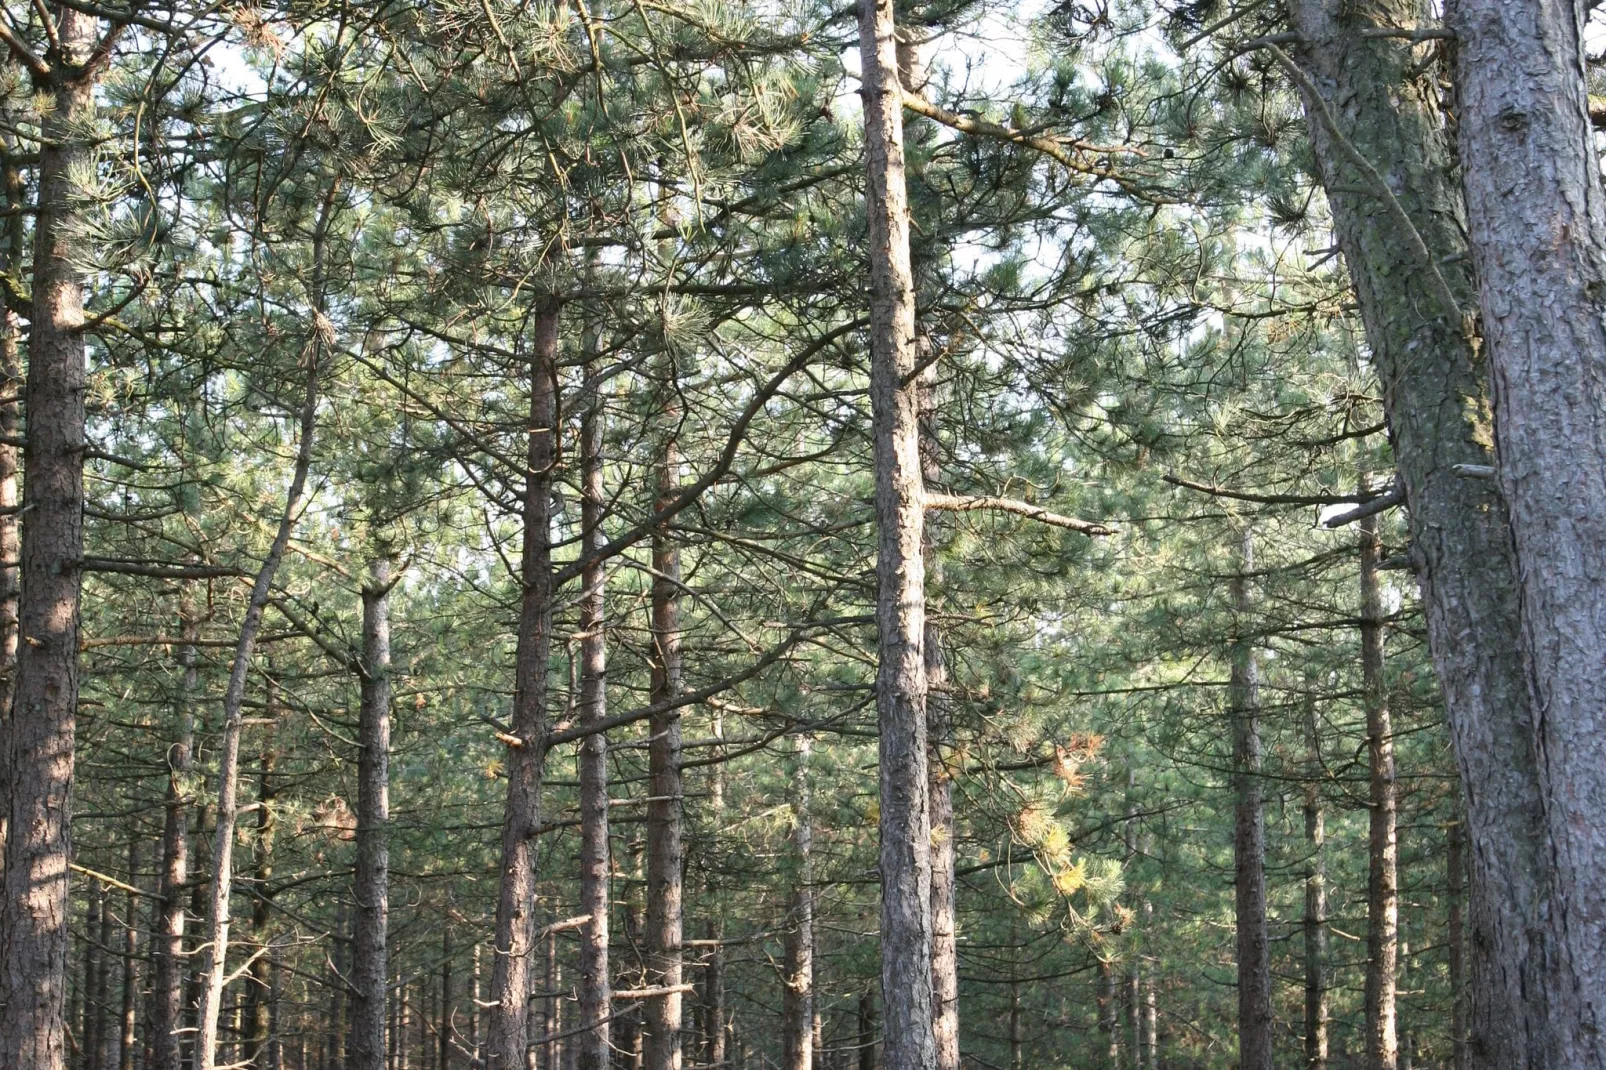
left=1360, top=510, right=1397, bottom=1070
left=856, top=6, right=934, bottom=1070
left=246, top=695, right=279, bottom=1070
left=1280, top=4, right=1549, bottom=1064
left=576, top=306, right=611, bottom=1070
left=351, top=558, right=393, bottom=1070
left=1445, top=2, right=1606, bottom=1062
left=1230, top=528, right=1272, bottom=1070
left=782, top=738, right=813, bottom=1070
left=644, top=368, right=684, bottom=1070
left=1097, top=959, right=1119, bottom=1069
left=486, top=304, right=559, bottom=1070
left=856, top=991, right=875, bottom=1070
left=0, top=13, right=100, bottom=1069
left=119, top=841, right=139, bottom=1070
left=1303, top=693, right=1327, bottom=1070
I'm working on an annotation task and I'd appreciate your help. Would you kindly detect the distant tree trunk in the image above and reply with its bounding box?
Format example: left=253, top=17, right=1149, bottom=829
left=440, top=928, right=452, bottom=1070
left=148, top=590, right=199, bottom=1070
left=486, top=303, right=559, bottom=1070
left=1281, top=3, right=1550, bottom=1063
left=1360, top=510, right=1397, bottom=1070
left=856, top=991, right=876, bottom=1070
left=1303, top=693, right=1327, bottom=1070
left=472, top=942, right=483, bottom=1068
left=1448, top=820, right=1466, bottom=1070
left=856, top=5, right=934, bottom=1070
left=86, top=886, right=107, bottom=1070
left=576, top=307, right=611, bottom=1070
left=183, top=804, right=211, bottom=1070
left=1008, top=985, right=1020, bottom=1070
left=1140, top=965, right=1156, bottom=1070
left=0, top=102, right=25, bottom=860
left=0, top=13, right=100, bottom=1070
left=195, top=181, right=334, bottom=1070
left=246, top=692, right=280, bottom=1069
left=782, top=738, right=814, bottom=1070
left=119, top=842, right=139, bottom=1070
left=1445, top=2, right=1606, bottom=1061
left=643, top=363, right=684, bottom=1070
left=351, top=558, right=393, bottom=1070
left=1230, top=528, right=1272, bottom=1070
left=1097, top=959, right=1119, bottom=1069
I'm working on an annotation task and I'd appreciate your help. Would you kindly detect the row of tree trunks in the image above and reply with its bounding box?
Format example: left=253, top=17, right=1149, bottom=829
left=485, top=303, right=560, bottom=1070
left=855, top=8, right=935, bottom=1070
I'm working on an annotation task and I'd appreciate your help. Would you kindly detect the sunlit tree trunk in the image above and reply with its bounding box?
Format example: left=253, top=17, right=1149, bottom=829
left=782, top=738, right=814, bottom=1070
left=1360, top=510, right=1397, bottom=1070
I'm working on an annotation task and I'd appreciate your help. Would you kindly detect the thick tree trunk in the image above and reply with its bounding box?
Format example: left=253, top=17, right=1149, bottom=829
left=782, top=738, right=814, bottom=1070
left=147, top=589, right=199, bottom=1070
left=1360, top=511, right=1398, bottom=1070
left=1280, top=4, right=1550, bottom=1065
left=856, top=6, right=933, bottom=1070
left=486, top=304, right=559, bottom=1070
left=195, top=240, right=328, bottom=1070
left=350, top=558, right=393, bottom=1070
left=1230, top=528, right=1272, bottom=1070
left=0, top=13, right=99, bottom=1070
left=1445, top=3, right=1606, bottom=1063
left=576, top=317, right=611, bottom=1070
left=643, top=388, right=684, bottom=1070
left=1303, top=694, right=1327, bottom=1070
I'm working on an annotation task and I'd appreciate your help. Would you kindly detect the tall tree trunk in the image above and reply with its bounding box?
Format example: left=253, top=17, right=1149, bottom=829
left=643, top=363, right=684, bottom=1070
left=1360, top=510, right=1397, bottom=1070
left=576, top=310, right=611, bottom=1070
left=86, top=886, right=106, bottom=1070
left=1230, top=528, right=1272, bottom=1070
left=183, top=804, right=211, bottom=1070
left=351, top=558, right=394, bottom=1070
left=1008, top=984, right=1020, bottom=1070
left=856, top=991, right=875, bottom=1070
left=782, top=738, right=813, bottom=1070
left=856, top=6, right=933, bottom=1070
left=1445, top=3, right=1606, bottom=1062
left=440, top=928, right=453, bottom=1070
left=486, top=304, right=559, bottom=1070
left=119, top=841, right=139, bottom=1070
left=1303, top=693, right=1327, bottom=1070
left=0, top=96, right=25, bottom=862
left=148, top=589, right=199, bottom=1070
left=194, top=236, right=328, bottom=1070
left=1448, top=819, right=1466, bottom=1070
left=1279, top=4, right=1549, bottom=1064
left=1097, top=959, right=1119, bottom=1069
left=0, top=13, right=99, bottom=1069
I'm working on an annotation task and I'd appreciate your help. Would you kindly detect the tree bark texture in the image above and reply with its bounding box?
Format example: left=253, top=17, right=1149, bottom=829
left=856, top=5, right=934, bottom=1070
left=0, top=13, right=98, bottom=1069
left=350, top=558, right=393, bottom=1070
left=1447, top=2, right=1606, bottom=1062
left=486, top=304, right=558, bottom=1070
left=1282, top=3, right=1551, bottom=1064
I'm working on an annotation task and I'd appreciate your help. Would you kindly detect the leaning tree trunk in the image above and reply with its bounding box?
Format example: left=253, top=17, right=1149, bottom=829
left=1360, top=510, right=1397, bottom=1070
left=485, top=303, right=559, bottom=1070
left=1230, top=528, right=1272, bottom=1070
left=856, top=5, right=934, bottom=1070
left=782, top=736, right=814, bottom=1070
left=1445, top=2, right=1606, bottom=1063
left=0, top=12, right=99, bottom=1069
left=576, top=319, right=612, bottom=1070
left=350, top=558, right=393, bottom=1070
left=644, top=360, right=685, bottom=1070
left=194, top=189, right=331, bottom=1070
left=1279, top=2, right=1551, bottom=1064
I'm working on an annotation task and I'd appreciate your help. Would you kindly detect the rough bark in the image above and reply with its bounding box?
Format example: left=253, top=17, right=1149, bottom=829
left=1445, top=2, right=1606, bottom=1062
left=643, top=371, right=684, bottom=1070
left=1361, top=510, right=1398, bottom=1070
left=350, top=558, right=393, bottom=1070
left=1303, top=692, right=1328, bottom=1070
left=0, top=13, right=99, bottom=1069
left=194, top=208, right=329, bottom=1070
left=485, top=304, right=559, bottom=1070
left=782, top=737, right=814, bottom=1070
left=856, top=5, right=934, bottom=1070
left=1280, top=3, right=1550, bottom=1064
left=1230, top=528, right=1272, bottom=1070
left=576, top=306, right=611, bottom=1070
